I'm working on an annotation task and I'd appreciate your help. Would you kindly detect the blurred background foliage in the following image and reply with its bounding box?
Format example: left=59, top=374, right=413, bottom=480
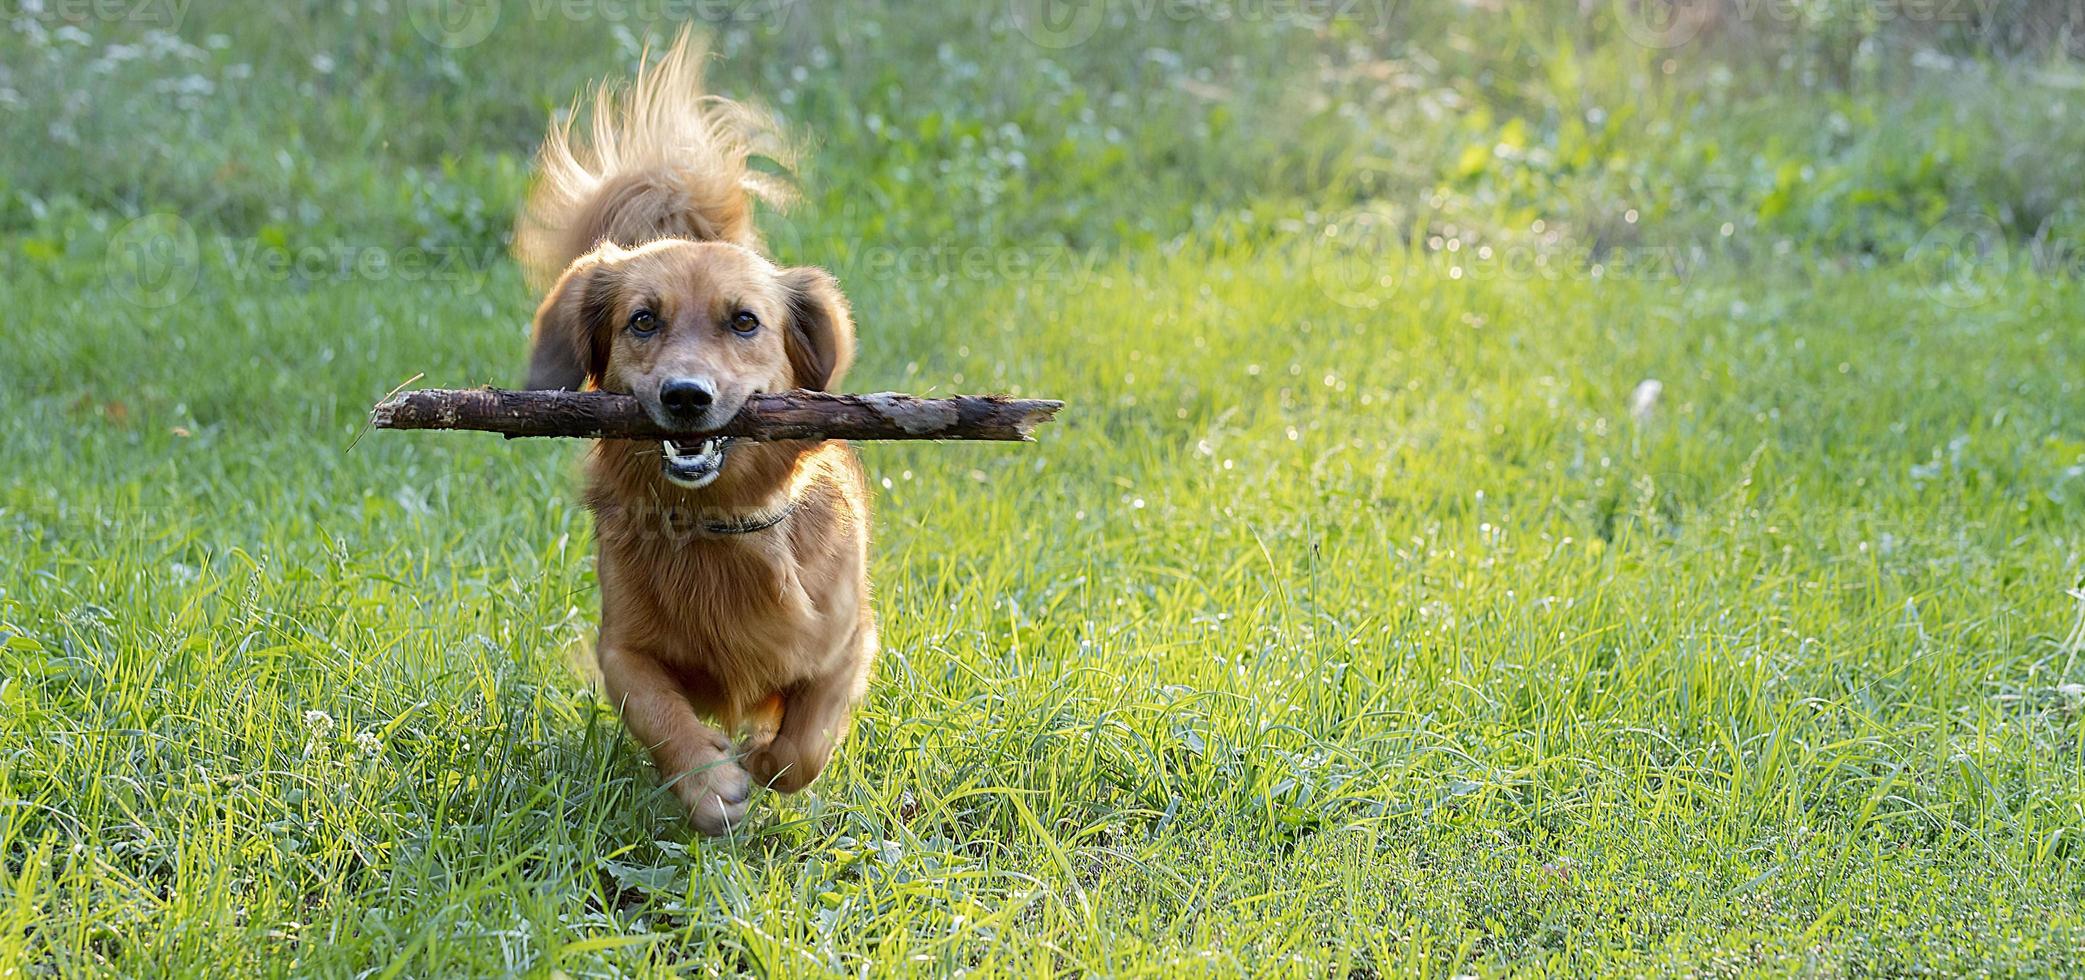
left=3, top=0, right=2081, bottom=283
left=2, top=4, right=2082, bottom=971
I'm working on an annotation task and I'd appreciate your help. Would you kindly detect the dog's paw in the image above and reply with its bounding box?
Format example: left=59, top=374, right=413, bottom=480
left=677, top=758, right=754, bottom=836
left=743, top=743, right=821, bottom=795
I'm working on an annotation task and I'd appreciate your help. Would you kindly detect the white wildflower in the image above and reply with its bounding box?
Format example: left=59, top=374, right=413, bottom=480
left=1629, top=379, right=1663, bottom=423
left=2064, top=588, right=2085, bottom=656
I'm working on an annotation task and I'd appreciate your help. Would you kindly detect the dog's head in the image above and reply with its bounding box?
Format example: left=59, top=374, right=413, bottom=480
left=525, top=239, right=854, bottom=489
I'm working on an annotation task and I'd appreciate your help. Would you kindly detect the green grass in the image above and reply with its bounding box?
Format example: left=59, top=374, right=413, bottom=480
left=5, top=2, right=2085, bottom=975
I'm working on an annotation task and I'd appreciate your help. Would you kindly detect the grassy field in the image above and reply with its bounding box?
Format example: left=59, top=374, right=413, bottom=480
left=4, top=2, right=2085, bottom=975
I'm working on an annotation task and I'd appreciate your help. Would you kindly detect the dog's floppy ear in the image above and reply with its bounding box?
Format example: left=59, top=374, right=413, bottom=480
left=778, top=266, right=855, bottom=391
left=524, top=248, right=625, bottom=390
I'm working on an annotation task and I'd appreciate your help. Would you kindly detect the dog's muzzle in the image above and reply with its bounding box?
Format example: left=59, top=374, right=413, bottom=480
left=661, top=437, right=731, bottom=489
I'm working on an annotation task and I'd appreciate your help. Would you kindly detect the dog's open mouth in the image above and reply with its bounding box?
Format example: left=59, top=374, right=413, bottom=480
left=661, top=438, right=730, bottom=489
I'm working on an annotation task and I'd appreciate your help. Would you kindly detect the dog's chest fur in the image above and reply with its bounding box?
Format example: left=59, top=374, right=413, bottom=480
left=595, top=514, right=819, bottom=703
left=583, top=441, right=865, bottom=715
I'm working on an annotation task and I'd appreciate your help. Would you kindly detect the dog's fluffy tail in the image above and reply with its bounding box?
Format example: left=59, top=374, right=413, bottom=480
left=515, top=30, right=795, bottom=293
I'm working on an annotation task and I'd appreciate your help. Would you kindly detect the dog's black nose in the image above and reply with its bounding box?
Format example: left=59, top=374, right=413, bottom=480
left=659, top=378, right=715, bottom=416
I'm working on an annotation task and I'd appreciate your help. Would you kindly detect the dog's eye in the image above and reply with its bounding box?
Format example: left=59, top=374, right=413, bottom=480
left=627, top=310, right=658, bottom=337
left=730, top=310, right=760, bottom=336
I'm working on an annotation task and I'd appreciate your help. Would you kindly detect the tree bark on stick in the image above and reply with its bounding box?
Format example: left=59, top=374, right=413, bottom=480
left=370, top=388, right=1064, bottom=442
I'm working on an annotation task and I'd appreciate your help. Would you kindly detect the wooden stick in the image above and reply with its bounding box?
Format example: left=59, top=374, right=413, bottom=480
left=370, top=388, right=1064, bottom=442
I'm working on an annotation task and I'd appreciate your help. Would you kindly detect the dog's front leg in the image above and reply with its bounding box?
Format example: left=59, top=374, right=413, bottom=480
left=599, top=644, right=753, bottom=835
left=743, top=653, right=867, bottom=794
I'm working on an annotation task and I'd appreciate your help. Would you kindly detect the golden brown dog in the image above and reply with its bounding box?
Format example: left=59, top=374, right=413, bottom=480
left=516, top=32, right=874, bottom=835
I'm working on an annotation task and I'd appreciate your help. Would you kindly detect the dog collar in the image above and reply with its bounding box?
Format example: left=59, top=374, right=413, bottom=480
left=700, top=501, right=796, bottom=535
